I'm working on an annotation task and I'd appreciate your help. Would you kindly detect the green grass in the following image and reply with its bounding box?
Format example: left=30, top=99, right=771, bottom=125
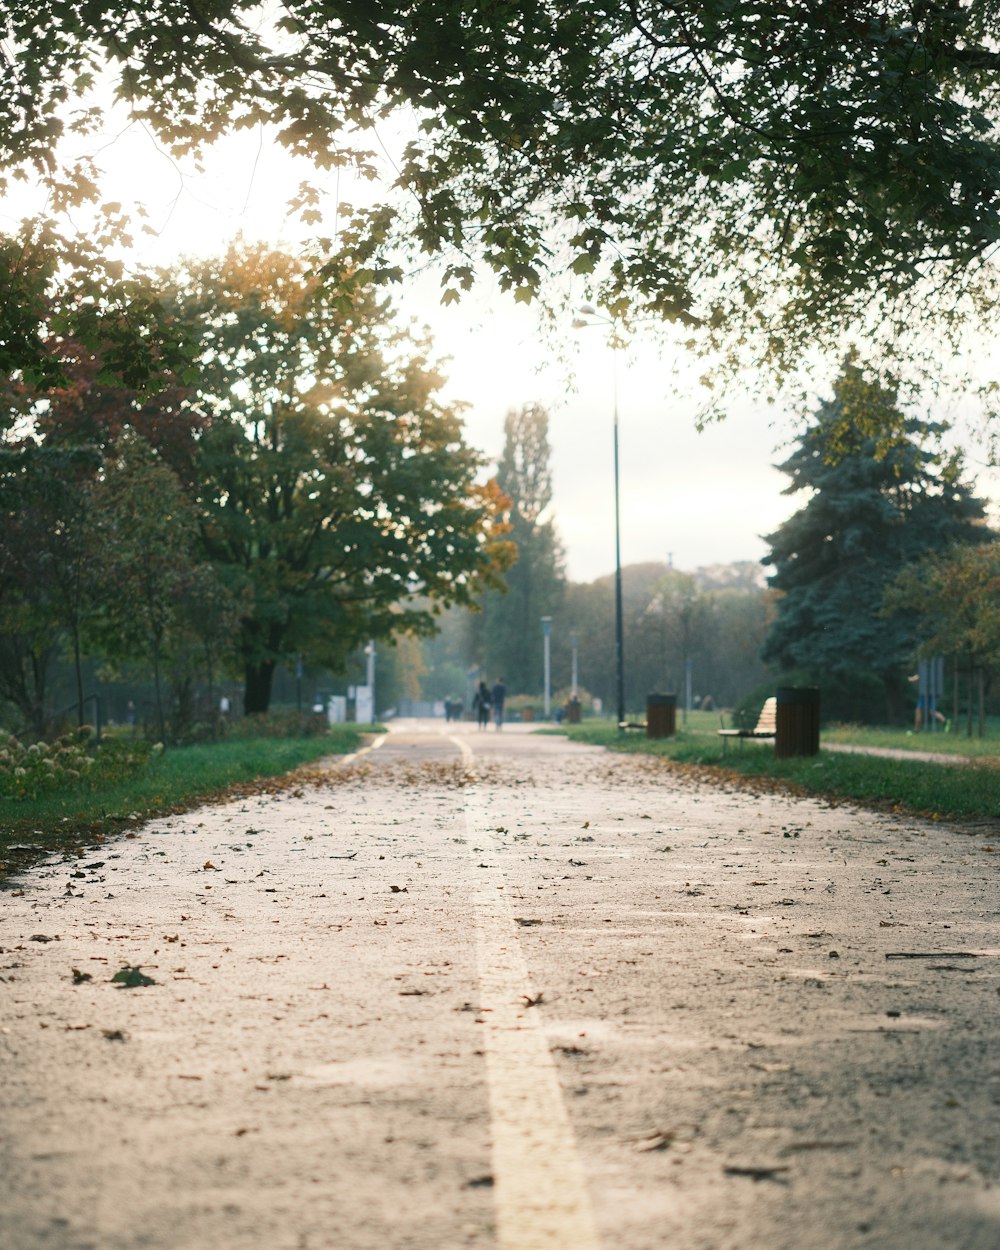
left=0, top=726, right=372, bottom=876
left=822, top=719, right=1000, bottom=758
left=549, top=720, right=1000, bottom=822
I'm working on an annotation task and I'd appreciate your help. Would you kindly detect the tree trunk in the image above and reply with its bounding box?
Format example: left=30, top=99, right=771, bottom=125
left=244, top=661, right=276, bottom=714
left=30, top=648, right=48, bottom=740
left=883, top=670, right=905, bottom=726
left=966, top=657, right=974, bottom=737
left=977, top=667, right=985, bottom=738
left=151, top=638, right=166, bottom=744
left=72, top=624, right=85, bottom=729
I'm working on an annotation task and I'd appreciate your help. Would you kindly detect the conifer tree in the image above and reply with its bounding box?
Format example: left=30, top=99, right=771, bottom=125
left=472, top=405, right=565, bottom=694
left=762, top=363, right=990, bottom=721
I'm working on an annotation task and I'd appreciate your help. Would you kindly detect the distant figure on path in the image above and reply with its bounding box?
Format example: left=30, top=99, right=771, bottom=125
left=473, top=681, right=491, bottom=730
left=491, top=677, right=507, bottom=730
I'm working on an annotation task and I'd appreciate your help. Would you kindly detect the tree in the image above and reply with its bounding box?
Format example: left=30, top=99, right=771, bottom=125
left=86, top=434, right=219, bottom=742
left=762, top=362, right=991, bottom=721
left=885, top=542, right=1000, bottom=736
left=562, top=561, right=771, bottom=713
left=470, top=404, right=565, bottom=693
left=0, top=450, right=65, bottom=735
left=6, top=5, right=1000, bottom=402
left=0, top=430, right=105, bottom=732
left=172, top=242, right=510, bottom=713
left=0, top=302, right=209, bottom=734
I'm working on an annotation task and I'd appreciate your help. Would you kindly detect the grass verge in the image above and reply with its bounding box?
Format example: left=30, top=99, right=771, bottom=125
left=0, top=726, right=373, bottom=879
left=821, top=720, right=1000, bottom=758
left=551, top=723, right=1000, bottom=823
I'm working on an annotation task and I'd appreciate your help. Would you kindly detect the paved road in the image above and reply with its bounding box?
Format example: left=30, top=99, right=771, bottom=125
left=2, top=722, right=999, bottom=1250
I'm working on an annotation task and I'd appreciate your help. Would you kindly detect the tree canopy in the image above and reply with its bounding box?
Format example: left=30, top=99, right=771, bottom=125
left=887, top=542, right=1000, bottom=671
left=0, top=243, right=511, bottom=729
left=5, top=3, right=1000, bottom=401
left=170, top=242, right=513, bottom=711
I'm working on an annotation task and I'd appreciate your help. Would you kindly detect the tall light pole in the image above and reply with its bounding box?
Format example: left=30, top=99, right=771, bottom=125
left=542, top=616, right=553, bottom=718
left=364, top=639, right=376, bottom=722
left=573, top=304, right=625, bottom=728
left=570, top=631, right=579, bottom=698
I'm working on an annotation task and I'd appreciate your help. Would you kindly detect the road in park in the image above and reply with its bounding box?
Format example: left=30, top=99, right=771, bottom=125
left=2, top=721, right=999, bottom=1250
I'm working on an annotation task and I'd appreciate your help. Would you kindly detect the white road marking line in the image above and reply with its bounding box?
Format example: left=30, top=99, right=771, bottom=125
left=451, top=736, right=603, bottom=1250
left=333, top=734, right=387, bottom=767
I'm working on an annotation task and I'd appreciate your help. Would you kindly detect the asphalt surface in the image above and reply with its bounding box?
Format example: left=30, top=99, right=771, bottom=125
left=2, top=721, right=999, bottom=1250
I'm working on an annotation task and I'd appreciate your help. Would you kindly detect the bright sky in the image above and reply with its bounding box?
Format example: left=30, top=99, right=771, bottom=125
left=7, top=111, right=998, bottom=584
left=414, top=289, right=796, bottom=582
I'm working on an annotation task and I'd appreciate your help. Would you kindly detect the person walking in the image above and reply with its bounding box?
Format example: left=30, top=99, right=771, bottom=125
left=491, top=676, right=507, bottom=730
left=473, top=680, right=491, bottom=730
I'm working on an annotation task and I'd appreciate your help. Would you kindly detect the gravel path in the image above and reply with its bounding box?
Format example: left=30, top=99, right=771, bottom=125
left=2, top=722, right=998, bottom=1250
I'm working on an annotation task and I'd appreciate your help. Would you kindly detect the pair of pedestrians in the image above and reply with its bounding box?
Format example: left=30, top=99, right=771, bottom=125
left=474, top=677, right=507, bottom=730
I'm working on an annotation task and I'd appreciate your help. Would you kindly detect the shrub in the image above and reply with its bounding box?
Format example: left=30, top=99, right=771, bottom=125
left=227, top=710, right=330, bottom=739
left=0, top=730, right=158, bottom=800
left=729, top=683, right=775, bottom=731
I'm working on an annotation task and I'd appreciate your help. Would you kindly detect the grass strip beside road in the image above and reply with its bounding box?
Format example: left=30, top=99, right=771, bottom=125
left=0, top=727, right=371, bottom=878
left=553, top=723, right=1000, bottom=822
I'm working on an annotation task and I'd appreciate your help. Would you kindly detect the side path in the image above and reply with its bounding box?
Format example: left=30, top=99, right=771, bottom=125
left=1, top=723, right=998, bottom=1250
left=824, top=742, right=975, bottom=766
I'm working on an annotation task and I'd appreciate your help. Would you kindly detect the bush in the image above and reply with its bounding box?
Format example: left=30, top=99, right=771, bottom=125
left=729, top=683, right=775, bottom=731
left=505, top=694, right=539, bottom=715
left=0, top=729, right=159, bottom=800
left=226, top=710, right=330, bottom=739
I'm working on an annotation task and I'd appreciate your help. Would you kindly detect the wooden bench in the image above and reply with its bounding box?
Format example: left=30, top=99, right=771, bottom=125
left=718, top=696, right=776, bottom=750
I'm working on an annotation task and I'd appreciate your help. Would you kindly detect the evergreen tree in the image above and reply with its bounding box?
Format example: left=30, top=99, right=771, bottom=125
left=472, top=405, right=565, bottom=693
left=762, top=363, right=990, bottom=721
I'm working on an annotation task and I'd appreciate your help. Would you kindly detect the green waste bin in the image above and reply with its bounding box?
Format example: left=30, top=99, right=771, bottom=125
left=567, top=698, right=582, bottom=724
left=775, top=686, right=820, bottom=757
left=646, top=693, right=676, bottom=739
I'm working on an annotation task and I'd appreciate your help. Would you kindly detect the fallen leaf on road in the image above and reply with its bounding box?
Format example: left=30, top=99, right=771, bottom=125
left=724, top=1165, right=789, bottom=1182
left=633, top=1129, right=695, bottom=1153
left=111, top=965, right=156, bottom=988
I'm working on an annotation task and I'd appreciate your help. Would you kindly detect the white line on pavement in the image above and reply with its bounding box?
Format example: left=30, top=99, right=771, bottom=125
left=451, top=736, right=603, bottom=1250
left=333, top=734, right=387, bottom=767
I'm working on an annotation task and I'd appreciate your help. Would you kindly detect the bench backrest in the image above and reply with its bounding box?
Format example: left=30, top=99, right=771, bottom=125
left=755, top=696, right=777, bottom=733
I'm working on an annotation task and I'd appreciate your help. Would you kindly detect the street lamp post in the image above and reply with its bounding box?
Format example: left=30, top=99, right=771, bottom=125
left=570, top=631, right=579, bottom=698
left=542, top=616, right=553, bottom=718
left=574, top=304, right=626, bottom=728
left=364, top=639, right=376, bottom=722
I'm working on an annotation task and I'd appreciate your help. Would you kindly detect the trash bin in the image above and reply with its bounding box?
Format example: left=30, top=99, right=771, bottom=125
left=567, top=697, right=582, bottom=725
left=646, top=693, right=676, bottom=739
left=522, top=706, right=535, bottom=723
left=775, top=686, right=820, bottom=757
